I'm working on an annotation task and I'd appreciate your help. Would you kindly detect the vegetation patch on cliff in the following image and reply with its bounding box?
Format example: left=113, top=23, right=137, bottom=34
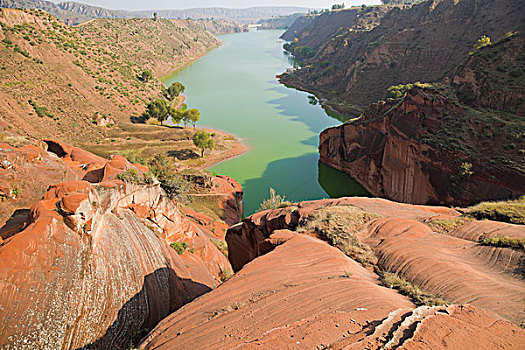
left=298, top=205, right=378, bottom=266
left=465, top=197, right=525, bottom=224
left=375, top=268, right=447, bottom=306
left=481, top=236, right=525, bottom=251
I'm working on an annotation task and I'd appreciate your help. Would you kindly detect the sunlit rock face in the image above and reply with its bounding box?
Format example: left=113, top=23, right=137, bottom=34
left=0, top=141, right=237, bottom=349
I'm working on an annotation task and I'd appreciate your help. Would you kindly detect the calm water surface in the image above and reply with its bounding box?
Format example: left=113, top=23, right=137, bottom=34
left=164, top=30, right=368, bottom=215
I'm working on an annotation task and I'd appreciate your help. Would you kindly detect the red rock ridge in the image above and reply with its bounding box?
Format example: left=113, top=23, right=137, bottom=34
left=0, top=141, right=237, bottom=349
left=319, top=84, right=525, bottom=206
left=141, top=210, right=524, bottom=349
left=225, top=198, right=525, bottom=324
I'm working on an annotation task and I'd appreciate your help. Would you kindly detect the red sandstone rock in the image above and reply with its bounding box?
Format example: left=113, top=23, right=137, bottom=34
left=215, top=175, right=244, bottom=226
left=0, top=142, right=237, bottom=349
left=140, top=230, right=414, bottom=349
left=226, top=198, right=525, bottom=325
left=0, top=141, right=78, bottom=240
left=141, top=227, right=524, bottom=349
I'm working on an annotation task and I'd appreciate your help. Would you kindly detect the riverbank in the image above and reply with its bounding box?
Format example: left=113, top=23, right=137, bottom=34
left=159, top=42, right=222, bottom=82
left=195, top=128, right=249, bottom=171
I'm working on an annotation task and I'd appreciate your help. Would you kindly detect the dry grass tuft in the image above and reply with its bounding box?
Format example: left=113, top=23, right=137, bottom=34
left=298, top=205, right=378, bottom=266
left=465, top=197, right=525, bottom=224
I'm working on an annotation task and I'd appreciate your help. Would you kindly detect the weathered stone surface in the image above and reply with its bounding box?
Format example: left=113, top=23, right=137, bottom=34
left=0, top=141, right=78, bottom=239
left=141, top=209, right=524, bottom=349
left=226, top=198, right=525, bottom=324
left=140, top=231, right=415, bottom=349
left=0, top=142, right=236, bottom=349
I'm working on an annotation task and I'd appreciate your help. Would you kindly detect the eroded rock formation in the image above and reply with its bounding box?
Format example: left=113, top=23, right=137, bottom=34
left=318, top=33, right=524, bottom=206
left=141, top=198, right=525, bottom=349
left=225, top=198, right=525, bottom=324
left=0, top=140, right=237, bottom=349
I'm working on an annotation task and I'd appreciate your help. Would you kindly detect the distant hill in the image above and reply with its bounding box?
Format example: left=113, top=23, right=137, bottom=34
left=257, top=13, right=304, bottom=30
left=0, top=0, right=128, bottom=24
left=134, top=7, right=310, bottom=24
left=0, top=1, right=309, bottom=24
left=195, top=18, right=248, bottom=35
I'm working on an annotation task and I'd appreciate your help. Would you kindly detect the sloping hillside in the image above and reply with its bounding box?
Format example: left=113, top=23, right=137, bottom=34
left=281, top=0, right=525, bottom=116
left=279, top=13, right=318, bottom=41
left=0, top=8, right=242, bottom=170
left=282, top=6, right=392, bottom=51
left=76, top=18, right=221, bottom=77
left=0, top=8, right=162, bottom=144
left=319, top=33, right=524, bottom=206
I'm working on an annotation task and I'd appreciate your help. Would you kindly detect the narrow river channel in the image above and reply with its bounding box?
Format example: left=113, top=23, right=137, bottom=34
left=164, top=29, right=368, bottom=215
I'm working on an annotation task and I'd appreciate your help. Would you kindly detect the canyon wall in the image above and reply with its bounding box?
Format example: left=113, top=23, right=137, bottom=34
left=318, top=33, right=524, bottom=206
left=281, top=0, right=525, bottom=113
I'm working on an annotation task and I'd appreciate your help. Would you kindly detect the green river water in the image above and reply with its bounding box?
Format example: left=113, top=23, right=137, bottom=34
left=163, top=30, right=368, bottom=215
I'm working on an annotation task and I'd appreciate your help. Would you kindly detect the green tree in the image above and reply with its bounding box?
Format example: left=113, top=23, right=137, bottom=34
left=193, top=131, right=215, bottom=157
left=171, top=108, right=184, bottom=126
left=143, top=99, right=169, bottom=124
left=166, top=82, right=185, bottom=101
left=148, top=154, right=189, bottom=201
left=185, top=109, right=200, bottom=129
left=140, top=69, right=154, bottom=82
left=153, top=12, right=158, bottom=21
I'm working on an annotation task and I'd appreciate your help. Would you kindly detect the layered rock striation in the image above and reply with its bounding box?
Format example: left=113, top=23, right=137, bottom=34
left=319, top=33, right=525, bottom=206
left=0, top=140, right=237, bottom=349
left=141, top=198, right=525, bottom=349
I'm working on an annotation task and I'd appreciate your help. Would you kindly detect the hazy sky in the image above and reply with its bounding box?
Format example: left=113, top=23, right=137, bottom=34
left=49, top=0, right=381, bottom=11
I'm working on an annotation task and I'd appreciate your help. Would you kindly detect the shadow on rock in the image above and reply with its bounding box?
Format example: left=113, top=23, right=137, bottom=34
left=168, top=149, right=200, bottom=160
left=0, top=209, right=30, bottom=241
left=81, top=268, right=212, bottom=350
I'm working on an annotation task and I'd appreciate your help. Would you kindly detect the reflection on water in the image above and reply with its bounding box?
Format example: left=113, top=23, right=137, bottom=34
left=163, top=30, right=369, bottom=215
left=318, top=162, right=370, bottom=199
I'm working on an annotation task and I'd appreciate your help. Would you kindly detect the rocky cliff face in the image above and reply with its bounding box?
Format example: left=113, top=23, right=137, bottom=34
left=281, top=0, right=525, bottom=114
left=318, top=33, right=524, bottom=206
left=453, top=32, right=525, bottom=115
left=0, top=141, right=238, bottom=349
left=140, top=198, right=525, bottom=349
left=279, top=13, right=317, bottom=41
left=281, top=6, right=390, bottom=51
